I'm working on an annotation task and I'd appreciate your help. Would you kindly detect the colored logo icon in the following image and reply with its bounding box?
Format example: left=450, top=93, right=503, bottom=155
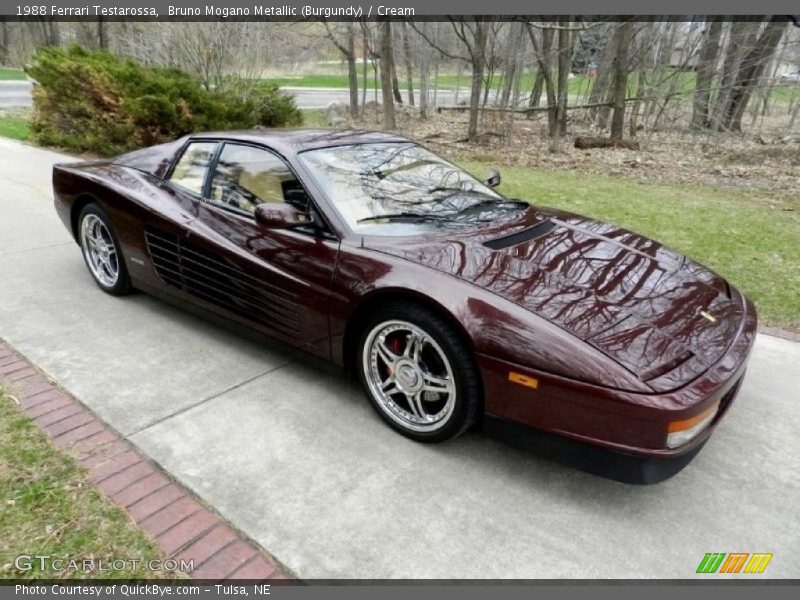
left=696, top=553, right=773, bottom=574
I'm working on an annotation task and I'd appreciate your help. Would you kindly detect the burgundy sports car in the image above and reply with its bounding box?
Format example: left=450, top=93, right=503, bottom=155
left=53, top=130, right=756, bottom=482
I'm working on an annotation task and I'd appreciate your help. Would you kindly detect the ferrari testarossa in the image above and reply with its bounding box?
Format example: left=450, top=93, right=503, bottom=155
left=53, top=130, right=757, bottom=482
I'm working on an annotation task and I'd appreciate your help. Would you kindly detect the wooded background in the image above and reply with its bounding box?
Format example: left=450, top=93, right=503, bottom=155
left=2, top=17, right=799, bottom=145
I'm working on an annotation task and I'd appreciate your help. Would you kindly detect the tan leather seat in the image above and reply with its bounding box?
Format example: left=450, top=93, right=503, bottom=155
left=239, top=170, right=284, bottom=203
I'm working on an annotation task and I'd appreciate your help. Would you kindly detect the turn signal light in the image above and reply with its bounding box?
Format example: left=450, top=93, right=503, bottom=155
left=666, top=402, right=719, bottom=448
left=508, top=371, right=538, bottom=389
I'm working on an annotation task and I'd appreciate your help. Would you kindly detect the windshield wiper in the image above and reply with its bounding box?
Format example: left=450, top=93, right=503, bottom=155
left=357, top=212, right=455, bottom=224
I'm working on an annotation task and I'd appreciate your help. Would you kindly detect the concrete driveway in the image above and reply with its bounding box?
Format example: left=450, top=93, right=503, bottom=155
left=1, top=137, right=798, bottom=579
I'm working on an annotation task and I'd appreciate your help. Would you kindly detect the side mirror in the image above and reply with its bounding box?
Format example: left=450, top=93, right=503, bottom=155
left=254, top=203, right=308, bottom=229
left=484, top=169, right=501, bottom=188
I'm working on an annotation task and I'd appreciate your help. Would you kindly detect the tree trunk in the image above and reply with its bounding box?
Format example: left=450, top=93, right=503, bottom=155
left=691, top=20, right=722, bottom=129
left=379, top=20, right=396, bottom=129
left=41, top=19, right=60, bottom=47
left=467, top=20, right=489, bottom=141
left=787, top=98, right=800, bottom=135
left=529, top=69, right=544, bottom=107
left=97, top=18, right=108, bottom=50
left=401, top=22, right=414, bottom=106
left=610, top=21, right=633, bottom=141
left=712, top=21, right=757, bottom=130
left=388, top=24, right=402, bottom=106
left=588, top=30, right=617, bottom=124
left=499, top=23, right=523, bottom=108
left=629, top=25, right=650, bottom=137
left=555, top=22, right=573, bottom=137
left=418, top=22, right=430, bottom=119
left=345, top=23, right=359, bottom=118
left=360, top=23, right=369, bottom=113
left=0, top=21, right=8, bottom=65
left=527, top=24, right=557, bottom=136
left=722, top=18, right=787, bottom=132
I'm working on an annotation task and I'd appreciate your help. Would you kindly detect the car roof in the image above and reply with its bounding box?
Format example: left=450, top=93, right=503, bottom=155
left=187, top=129, right=411, bottom=155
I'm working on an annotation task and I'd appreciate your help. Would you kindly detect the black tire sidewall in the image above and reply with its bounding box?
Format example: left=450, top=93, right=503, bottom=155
left=357, top=302, right=481, bottom=443
left=78, top=203, right=131, bottom=296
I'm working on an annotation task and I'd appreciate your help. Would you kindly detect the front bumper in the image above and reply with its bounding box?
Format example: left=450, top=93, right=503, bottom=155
left=477, top=292, right=757, bottom=479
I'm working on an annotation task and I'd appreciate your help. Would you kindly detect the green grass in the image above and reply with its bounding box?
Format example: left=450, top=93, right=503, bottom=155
left=0, top=116, right=30, bottom=141
left=0, top=68, right=26, bottom=81
left=0, top=392, right=176, bottom=579
left=460, top=161, right=800, bottom=331
left=266, top=70, right=797, bottom=107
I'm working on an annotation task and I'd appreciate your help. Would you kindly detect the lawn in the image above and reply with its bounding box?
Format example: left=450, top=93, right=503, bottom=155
left=459, top=160, right=800, bottom=331
left=0, top=391, right=173, bottom=579
left=0, top=116, right=30, bottom=141
left=266, top=70, right=797, bottom=107
left=0, top=68, right=27, bottom=81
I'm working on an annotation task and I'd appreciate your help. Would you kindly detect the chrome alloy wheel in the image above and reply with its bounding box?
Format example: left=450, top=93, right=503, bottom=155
left=363, top=320, right=457, bottom=433
left=81, top=214, right=119, bottom=288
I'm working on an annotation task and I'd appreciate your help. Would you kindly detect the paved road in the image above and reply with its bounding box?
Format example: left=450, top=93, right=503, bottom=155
left=0, top=81, right=32, bottom=108
left=0, top=80, right=464, bottom=110
left=1, top=137, right=799, bottom=579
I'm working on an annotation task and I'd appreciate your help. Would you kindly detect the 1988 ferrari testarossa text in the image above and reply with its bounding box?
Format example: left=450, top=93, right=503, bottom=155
left=53, top=130, right=756, bottom=482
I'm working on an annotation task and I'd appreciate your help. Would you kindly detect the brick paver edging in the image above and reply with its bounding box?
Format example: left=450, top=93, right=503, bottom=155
left=0, top=341, right=294, bottom=583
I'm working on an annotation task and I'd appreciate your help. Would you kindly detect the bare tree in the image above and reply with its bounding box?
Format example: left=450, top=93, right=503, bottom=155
left=323, top=22, right=359, bottom=118
left=416, top=21, right=430, bottom=118
left=628, top=23, right=651, bottom=136
left=456, top=18, right=490, bottom=141
left=412, top=17, right=490, bottom=140
left=712, top=21, right=759, bottom=130
left=691, top=19, right=723, bottom=129
left=586, top=24, right=616, bottom=125
left=721, top=18, right=788, bottom=131
left=554, top=21, right=575, bottom=137
left=96, top=18, right=108, bottom=50
left=0, top=21, right=9, bottom=65
left=499, top=22, right=524, bottom=108
left=526, top=20, right=576, bottom=138
left=526, top=23, right=558, bottom=134
left=527, top=26, right=553, bottom=109
left=400, top=21, right=414, bottom=106
left=609, top=20, right=634, bottom=140
left=379, top=20, right=396, bottom=129
left=29, top=18, right=60, bottom=47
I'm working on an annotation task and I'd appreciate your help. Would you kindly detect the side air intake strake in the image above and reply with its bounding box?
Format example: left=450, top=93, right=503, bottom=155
left=483, top=220, right=556, bottom=250
left=144, top=227, right=299, bottom=336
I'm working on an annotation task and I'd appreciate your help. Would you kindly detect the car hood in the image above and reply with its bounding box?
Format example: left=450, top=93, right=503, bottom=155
left=364, top=206, right=744, bottom=392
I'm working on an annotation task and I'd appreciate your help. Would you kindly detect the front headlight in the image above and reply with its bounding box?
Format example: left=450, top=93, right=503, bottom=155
left=665, top=402, right=719, bottom=449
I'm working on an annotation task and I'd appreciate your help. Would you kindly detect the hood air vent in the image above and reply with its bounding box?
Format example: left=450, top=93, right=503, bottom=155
left=484, top=220, right=556, bottom=250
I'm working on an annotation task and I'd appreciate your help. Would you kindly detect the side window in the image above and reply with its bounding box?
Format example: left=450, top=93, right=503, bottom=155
left=167, top=142, right=217, bottom=195
left=208, top=144, right=309, bottom=215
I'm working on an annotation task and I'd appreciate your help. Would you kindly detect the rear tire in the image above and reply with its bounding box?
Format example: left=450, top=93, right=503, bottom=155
left=78, top=203, right=132, bottom=296
left=357, top=301, right=481, bottom=443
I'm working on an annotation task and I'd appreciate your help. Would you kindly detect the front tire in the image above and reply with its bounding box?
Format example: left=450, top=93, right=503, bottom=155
left=357, top=302, right=481, bottom=443
left=78, top=203, right=131, bottom=296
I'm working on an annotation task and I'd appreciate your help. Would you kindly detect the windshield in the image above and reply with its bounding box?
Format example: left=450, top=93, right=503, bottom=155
left=298, top=142, right=525, bottom=235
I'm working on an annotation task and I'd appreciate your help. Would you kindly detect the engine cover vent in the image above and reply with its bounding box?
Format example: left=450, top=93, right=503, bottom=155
left=484, top=220, right=556, bottom=250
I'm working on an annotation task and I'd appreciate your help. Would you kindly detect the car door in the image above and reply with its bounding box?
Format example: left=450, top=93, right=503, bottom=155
left=174, top=141, right=340, bottom=361
left=136, top=140, right=216, bottom=294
